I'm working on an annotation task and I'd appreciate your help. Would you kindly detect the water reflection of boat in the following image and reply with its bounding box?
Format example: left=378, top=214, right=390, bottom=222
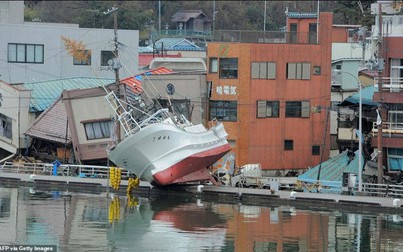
left=108, top=195, right=227, bottom=251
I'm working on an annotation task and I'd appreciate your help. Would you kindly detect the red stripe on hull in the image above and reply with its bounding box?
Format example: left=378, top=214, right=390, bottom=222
left=153, top=144, right=231, bottom=185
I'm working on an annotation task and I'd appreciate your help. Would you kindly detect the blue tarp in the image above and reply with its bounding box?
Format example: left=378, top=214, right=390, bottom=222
left=340, top=85, right=378, bottom=106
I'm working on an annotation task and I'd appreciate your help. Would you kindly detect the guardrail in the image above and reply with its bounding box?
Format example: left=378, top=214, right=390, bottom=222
left=361, top=183, right=403, bottom=198
left=0, top=162, right=130, bottom=179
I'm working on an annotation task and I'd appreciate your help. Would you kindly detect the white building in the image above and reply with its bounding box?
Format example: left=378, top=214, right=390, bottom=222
left=0, top=1, right=139, bottom=83
left=0, top=80, right=32, bottom=157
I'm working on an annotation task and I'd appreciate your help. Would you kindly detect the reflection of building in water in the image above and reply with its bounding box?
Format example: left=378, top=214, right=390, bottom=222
left=225, top=205, right=329, bottom=251
left=1, top=187, right=403, bottom=251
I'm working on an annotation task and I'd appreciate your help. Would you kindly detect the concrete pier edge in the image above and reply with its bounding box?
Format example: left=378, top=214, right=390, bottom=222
left=1, top=172, right=403, bottom=214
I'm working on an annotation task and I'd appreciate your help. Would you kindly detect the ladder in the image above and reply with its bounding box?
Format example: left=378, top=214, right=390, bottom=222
left=105, top=91, right=140, bottom=136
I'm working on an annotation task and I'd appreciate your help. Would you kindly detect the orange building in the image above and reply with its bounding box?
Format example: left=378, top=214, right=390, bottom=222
left=207, top=12, right=333, bottom=174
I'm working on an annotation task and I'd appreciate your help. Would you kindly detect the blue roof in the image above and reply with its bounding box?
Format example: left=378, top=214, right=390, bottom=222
left=341, top=85, right=378, bottom=106
left=298, top=150, right=363, bottom=192
left=139, top=38, right=204, bottom=53
left=18, top=77, right=114, bottom=112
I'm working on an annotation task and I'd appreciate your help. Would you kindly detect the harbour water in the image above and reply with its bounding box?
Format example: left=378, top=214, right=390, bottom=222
left=1, top=186, right=403, bottom=252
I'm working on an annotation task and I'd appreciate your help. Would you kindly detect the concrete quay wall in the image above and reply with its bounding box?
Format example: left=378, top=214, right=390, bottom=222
left=1, top=172, right=403, bottom=214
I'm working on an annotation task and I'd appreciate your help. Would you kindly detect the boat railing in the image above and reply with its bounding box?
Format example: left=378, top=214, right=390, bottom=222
left=138, top=108, right=170, bottom=128
left=208, top=118, right=220, bottom=128
left=0, top=161, right=130, bottom=179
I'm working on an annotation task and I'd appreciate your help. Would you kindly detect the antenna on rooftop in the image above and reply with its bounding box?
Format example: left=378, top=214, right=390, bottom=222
left=358, top=0, right=366, bottom=16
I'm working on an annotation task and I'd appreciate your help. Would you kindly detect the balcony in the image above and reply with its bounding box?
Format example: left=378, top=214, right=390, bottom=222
left=372, top=121, right=403, bottom=149
left=374, top=77, right=403, bottom=92
left=372, top=121, right=403, bottom=137
left=373, top=77, right=403, bottom=103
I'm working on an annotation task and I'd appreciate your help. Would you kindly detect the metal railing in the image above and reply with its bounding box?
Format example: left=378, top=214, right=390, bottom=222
left=0, top=162, right=130, bottom=179
left=361, top=182, right=403, bottom=197
left=151, top=30, right=319, bottom=44
left=372, top=121, right=403, bottom=137
left=374, top=77, right=403, bottom=92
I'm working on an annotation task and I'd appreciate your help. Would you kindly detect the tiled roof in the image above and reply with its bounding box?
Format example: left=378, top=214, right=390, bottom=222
left=172, top=10, right=210, bottom=22
left=15, top=77, right=114, bottom=112
left=25, top=97, right=71, bottom=144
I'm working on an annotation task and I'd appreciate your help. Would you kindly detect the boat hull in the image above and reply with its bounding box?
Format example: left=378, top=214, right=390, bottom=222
left=108, top=122, right=231, bottom=185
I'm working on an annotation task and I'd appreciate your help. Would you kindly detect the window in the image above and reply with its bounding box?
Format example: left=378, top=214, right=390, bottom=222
left=391, top=58, right=403, bottom=79
left=257, top=100, right=279, bottom=118
left=219, top=58, right=238, bottom=79
left=73, top=50, right=91, bottom=65
left=8, top=43, right=44, bottom=63
left=389, top=104, right=403, bottom=130
left=285, top=101, right=310, bottom=118
left=251, top=62, right=276, bottom=79
left=289, top=23, right=298, bottom=44
left=336, top=64, right=342, bottom=70
left=209, top=58, right=218, bottom=73
left=313, top=66, right=321, bottom=75
left=101, top=51, right=114, bottom=66
left=0, top=113, right=12, bottom=139
left=158, top=99, right=191, bottom=120
left=309, top=23, right=317, bottom=44
left=209, top=101, right=237, bottom=121
left=284, top=140, right=293, bottom=150
left=388, top=148, right=403, bottom=171
left=312, top=146, right=320, bottom=155
left=287, top=63, right=311, bottom=79
left=84, top=120, right=112, bottom=140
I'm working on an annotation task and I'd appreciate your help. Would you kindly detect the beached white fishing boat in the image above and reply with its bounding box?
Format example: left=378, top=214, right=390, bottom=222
left=105, top=68, right=231, bottom=186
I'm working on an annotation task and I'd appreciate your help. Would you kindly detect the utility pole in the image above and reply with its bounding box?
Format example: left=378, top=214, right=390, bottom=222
left=264, top=1, right=267, bottom=32
left=104, top=6, right=121, bottom=143
left=377, top=3, right=384, bottom=184
left=158, top=0, right=161, bottom=33
left=213, top=1, right=216, bottom=39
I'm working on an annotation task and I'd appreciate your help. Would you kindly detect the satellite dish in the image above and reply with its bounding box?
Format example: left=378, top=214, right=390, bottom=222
left=166, top=83, right=175, bottom=95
